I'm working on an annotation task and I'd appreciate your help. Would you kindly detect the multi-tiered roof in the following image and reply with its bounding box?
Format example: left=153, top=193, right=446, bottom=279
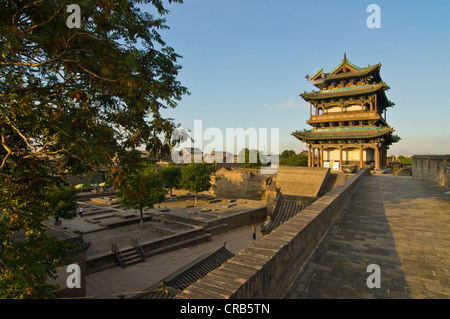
left=293, top=54, right=399, bottom=147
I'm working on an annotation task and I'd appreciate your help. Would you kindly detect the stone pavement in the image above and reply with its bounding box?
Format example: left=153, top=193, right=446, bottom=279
left=284, top=175, right=450, bottom=299
left=85, top=221, right=264, bottom=299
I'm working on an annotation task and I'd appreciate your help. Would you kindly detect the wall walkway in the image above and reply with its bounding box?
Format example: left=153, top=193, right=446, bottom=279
left=285, top=175, right=450, bottom=298
left=175, top=168, right=369, bottom=298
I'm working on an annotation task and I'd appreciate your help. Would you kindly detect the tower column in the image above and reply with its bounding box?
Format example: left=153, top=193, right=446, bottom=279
left=360, top=145, right=364, bottom=169
left=375, top=146, right=381, bottom=170
left=308, top=145, right=311, bottom=167
left=317, top=147, right=321, bottom=167
left=320, top=146, right=324, bottom=168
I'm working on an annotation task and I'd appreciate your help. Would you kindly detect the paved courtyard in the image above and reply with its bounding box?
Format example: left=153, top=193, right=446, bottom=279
left=284, top=175, right=450, bottom=298
left=85, top=221, right=264, bottom=299
left=47, top=193, right=264, bottom=259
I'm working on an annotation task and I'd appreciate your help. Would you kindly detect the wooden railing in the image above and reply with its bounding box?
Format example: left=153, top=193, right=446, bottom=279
left=308, top=110, right=379, bottom=123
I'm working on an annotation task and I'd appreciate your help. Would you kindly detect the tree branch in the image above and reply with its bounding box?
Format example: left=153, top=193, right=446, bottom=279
left=4, top=116, right=37, bottom=153
left=21, top=6, right=64, bottom=35
left=1, top=133, right=15, bottom=170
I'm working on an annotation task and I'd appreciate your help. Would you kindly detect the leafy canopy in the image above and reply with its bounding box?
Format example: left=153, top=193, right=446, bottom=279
left=113, top=162, right=166, bottom=226
left=0, top=0, right=187, bottom=298
left=279, top=150, right=308, bottom=166
left=159, top=163, right=182, bottom=195
left=179, top=163, right=213, bottom=203
left=238, top=148, right=263, bottom=169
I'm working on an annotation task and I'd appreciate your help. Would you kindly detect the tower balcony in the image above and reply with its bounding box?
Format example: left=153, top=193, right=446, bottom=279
left=307, top=110, right=380, bottom=125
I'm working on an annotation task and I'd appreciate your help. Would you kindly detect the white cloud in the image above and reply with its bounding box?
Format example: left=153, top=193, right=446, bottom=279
left=267, top=99, right=308, bottom=109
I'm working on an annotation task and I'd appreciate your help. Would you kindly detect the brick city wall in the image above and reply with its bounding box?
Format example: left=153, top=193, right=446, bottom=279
left=275, top=166, right=330, bottom=197
left=175, top=168, right=370, bottom=299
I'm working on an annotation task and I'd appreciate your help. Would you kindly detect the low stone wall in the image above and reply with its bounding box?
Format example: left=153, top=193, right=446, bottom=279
left=175, top=168, right=370, bottom=299
left=412, top=155, right=449, bottom=188
left=205, top=207, right=267, bottom=234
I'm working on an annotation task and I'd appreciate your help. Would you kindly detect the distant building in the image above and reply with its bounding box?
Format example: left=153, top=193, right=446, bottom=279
left=293, top=54, right=400, bottom=170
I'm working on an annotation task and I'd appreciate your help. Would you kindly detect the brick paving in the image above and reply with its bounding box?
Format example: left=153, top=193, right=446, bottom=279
left=284, top=175, right=450, bottom=299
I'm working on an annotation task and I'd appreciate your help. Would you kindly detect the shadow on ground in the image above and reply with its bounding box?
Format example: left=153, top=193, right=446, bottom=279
left=284, top=175, right=450, bottom=299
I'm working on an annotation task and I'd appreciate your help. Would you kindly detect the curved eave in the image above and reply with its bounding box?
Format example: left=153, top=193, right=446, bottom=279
left=292, top=127, right=396, bottom=142
left=321, top=63, right=382, bottom=84
left=300, top=83, right=389, bottom=102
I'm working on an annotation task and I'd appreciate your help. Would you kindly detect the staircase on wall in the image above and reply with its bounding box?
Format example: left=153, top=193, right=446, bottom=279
left=261, top=193, right=314, bottom=235
left=318, top=173, right=348, bottom=197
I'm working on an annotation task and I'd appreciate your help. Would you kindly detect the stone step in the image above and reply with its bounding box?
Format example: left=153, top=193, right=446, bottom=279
left=121, top=250, right=140, bottom=258
left=114, top=212, right=137, bottom=219
left=117, top=248, right=145, bottom=267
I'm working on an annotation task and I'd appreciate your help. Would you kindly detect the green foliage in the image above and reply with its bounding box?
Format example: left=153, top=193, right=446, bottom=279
left=0, top=231, right=72, bottom=299
left=0, top=159, right=73, bottom=298
left=179, top=163, right=213, bottom=204
left=48, top=183, right=78, bottom=221
left=280, top=150, right=296, bottom=159
left=0, top=0, right=187, bottom=297
left=113, top=163, right=166, bottom=226
left=238, top=148, right=262, bottom=169
left=279, top=151, right=308, bottom=166
left=397, top=155, right=412, bottom=164
left=159, top=164, right=182, bottom=197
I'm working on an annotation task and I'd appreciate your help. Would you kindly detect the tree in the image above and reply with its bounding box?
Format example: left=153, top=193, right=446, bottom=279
left=238, top=148, right=263, bottom=169
left=113, top=163, right=165, bottom=227
left=397, top=155, right=412, bottom=165
left=280, top=150, right=296, bottom=160
left=0, top=160, right=74, bottom=298
left=160, top=164, right=182, bottom=200
left=279, top=151, right=308, bottom=166
left=0, top=0, right=188, bottom=297
left=180, top=163, right=213, bottom=205
left=48, top=183, right=78, bottom=223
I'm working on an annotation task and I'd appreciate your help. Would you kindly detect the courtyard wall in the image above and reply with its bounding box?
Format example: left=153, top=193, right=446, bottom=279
left=412, top=155, right=450, bottom=188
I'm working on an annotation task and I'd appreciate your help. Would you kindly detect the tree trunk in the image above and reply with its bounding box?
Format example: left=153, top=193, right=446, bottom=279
left=170, top=187, right=172, bottom=201
left=195, top=192, right=198, bottom=205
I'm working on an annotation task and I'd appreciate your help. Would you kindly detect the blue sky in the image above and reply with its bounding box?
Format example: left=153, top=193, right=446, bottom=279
left=147, top=0, right=449, bottom=156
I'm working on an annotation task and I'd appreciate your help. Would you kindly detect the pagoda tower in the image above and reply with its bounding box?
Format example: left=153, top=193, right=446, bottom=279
left=293, top=54, right=399, bottom=171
